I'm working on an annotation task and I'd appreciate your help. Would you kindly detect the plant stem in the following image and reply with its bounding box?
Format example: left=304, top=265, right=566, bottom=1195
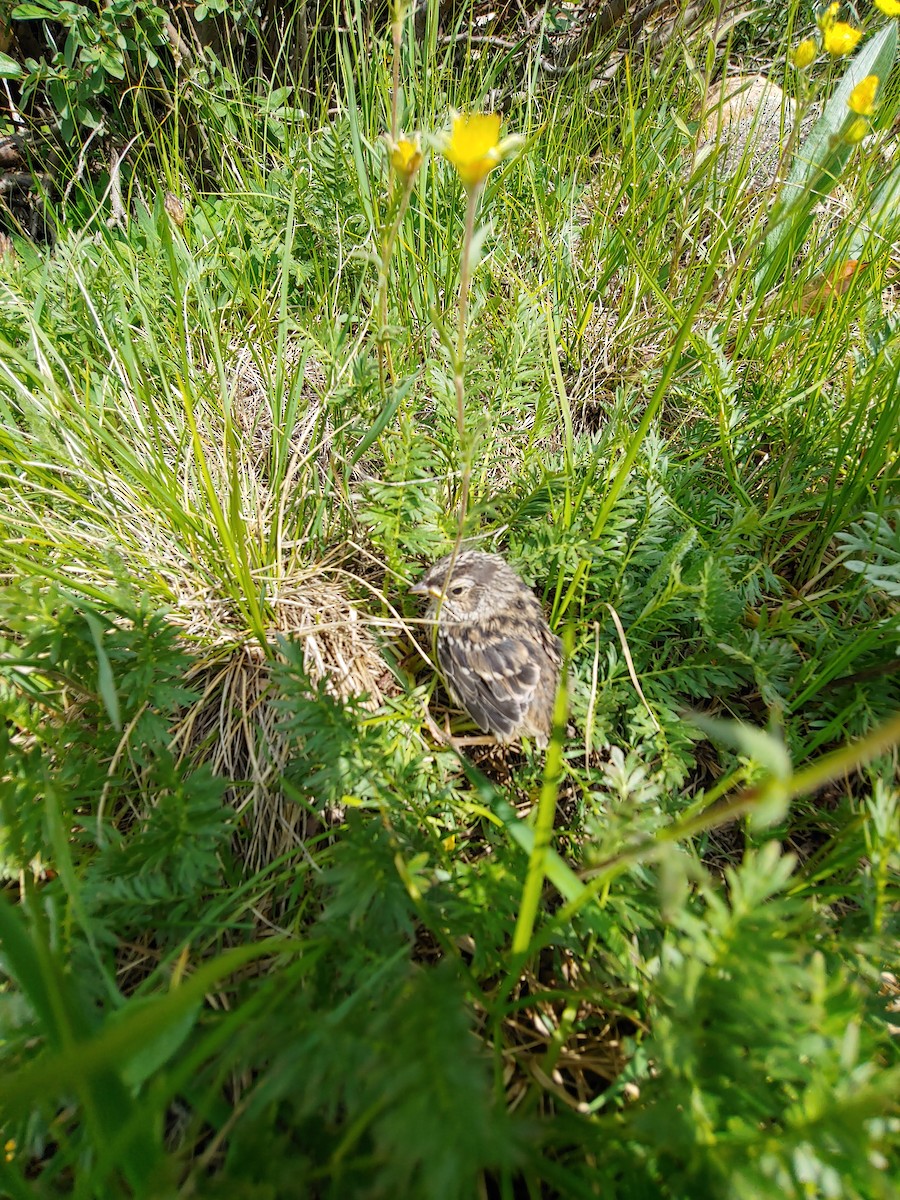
left=455, top=182, right=479, bottom=434
left=376, top=172, right=416, bottom=393
left=559, top=708, right=900, bottom=928
left=391, top=15, right=401, bottom=143
left=512, top=625, right=572, bottom=955
left=451, top=182, right=480, bottom=542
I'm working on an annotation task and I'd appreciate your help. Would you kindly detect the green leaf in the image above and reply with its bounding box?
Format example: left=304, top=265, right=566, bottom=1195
left=788, top=23, right=898, bottom=191
left=0, top=52, right=23, bottom=78
left=98, top=45, right=126, bottom=79
left=349, top=376, right=416, bottom=469
left=459, top=758, right=584, bottom=904
left=848, top=162, right=900, bottom=259
left=689, top=713, right=791, bottom=781
left=0, top=894, right=156, bottom=1186
left=109, top=996, right=201, bottom=1090
left=687, top=714, right=792, bottom=826
left=0, top=894, right=70, bottom=1042
left=11, top=0, right=61, bottom=17
left=84, top=611, right=122, bottom=731
left=0, top=940, right=299, bottom=1119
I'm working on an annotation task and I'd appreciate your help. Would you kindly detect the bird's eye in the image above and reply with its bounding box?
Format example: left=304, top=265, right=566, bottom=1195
left=450, top=584, right=465, bottom=596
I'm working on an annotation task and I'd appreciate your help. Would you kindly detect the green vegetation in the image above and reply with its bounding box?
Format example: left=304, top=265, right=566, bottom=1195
left=0, top=1, right=898, bottom=1196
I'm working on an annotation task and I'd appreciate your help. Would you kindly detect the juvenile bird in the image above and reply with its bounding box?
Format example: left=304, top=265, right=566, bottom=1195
left=411, top=550, right=563, bottom=747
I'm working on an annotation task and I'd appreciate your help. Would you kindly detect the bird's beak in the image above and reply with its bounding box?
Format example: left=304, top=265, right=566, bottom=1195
left=410, top=580, right=443, bottom=599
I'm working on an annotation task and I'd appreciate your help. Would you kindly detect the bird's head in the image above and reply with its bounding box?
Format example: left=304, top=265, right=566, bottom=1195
left=410, top=551, right=504, bottom=621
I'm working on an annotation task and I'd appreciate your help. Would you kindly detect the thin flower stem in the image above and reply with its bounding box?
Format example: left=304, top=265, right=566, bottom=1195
left=376, top=173, right=416, bottom=392
left=449, top=182, right=481, bottom=555
left=669, top=3, right=724, bottom=281
left=455, top=182, right=479, bottom=438
left=391, top=17, right=401, bottom=143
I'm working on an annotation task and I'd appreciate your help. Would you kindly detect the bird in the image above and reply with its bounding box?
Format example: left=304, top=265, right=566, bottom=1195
left=410, top=549, right=563, bottom=747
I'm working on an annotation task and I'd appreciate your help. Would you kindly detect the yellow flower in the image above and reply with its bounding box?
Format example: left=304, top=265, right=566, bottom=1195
left=845, top=116, right=870, bottom=142
left=822, top=20, right=863, bottom=54
left=389, top=134, right=423, bottom=180
left=440, top=112, right=524, bottom=190
left=4, top=1138, right=15, bottom=1164
left=442, top=112, right=504, bottom=188
left=848, top=74, right=879, bottom=114
left=792, top=38, right=818, bottom=68
left=874, top=0, right=900, bottom=14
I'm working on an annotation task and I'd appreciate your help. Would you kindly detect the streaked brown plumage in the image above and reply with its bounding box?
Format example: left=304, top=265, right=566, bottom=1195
left=410, top=550, right=562, bottom=747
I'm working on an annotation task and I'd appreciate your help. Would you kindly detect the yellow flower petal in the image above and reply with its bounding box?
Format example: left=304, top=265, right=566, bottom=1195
left=848, top=74, right=879, bottom=114
left=874, top=0, right=900, bottom=14
left=442, top=112, right=503, bottom=188
left=845, top=116, right=870, bottom=142
left=792, top=38, right=818, bottom=68
left=823, top=20, right=863, bottom=54
left=818, top=1, right=840, bottom=26
left=390, top=134, right=423, bottom=179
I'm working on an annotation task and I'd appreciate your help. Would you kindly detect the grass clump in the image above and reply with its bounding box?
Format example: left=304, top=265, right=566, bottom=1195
left=0, top=1, right=898, bottom=1196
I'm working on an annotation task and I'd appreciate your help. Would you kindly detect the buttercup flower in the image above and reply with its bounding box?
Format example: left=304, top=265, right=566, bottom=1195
left=848, top=74, right=879, bottom=114
left=389, top=134, right=423, bottom=180
left=792, top=38, right=818, bottom=68
left=443, top=112, right=502, bottom=188
left=441, top=112, right=523, bottom=190
left=845, top=116, right=870, bottom=142
left=822, top=19, right=863, bottom=54
left=875, top=0, right=900, bottom=14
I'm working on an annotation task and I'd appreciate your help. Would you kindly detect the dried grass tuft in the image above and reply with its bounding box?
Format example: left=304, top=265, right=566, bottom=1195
left=173, top=570, right=388, bottom=882
left=134, top=340, right=391, bottom=885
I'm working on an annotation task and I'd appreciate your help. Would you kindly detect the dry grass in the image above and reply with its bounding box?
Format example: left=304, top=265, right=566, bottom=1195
left=228, top=339, right=328, bottom=470
left=171, top=570, right=391, bottom=879
left=491, top=950, right=639, bottom=1117
left=79, top=338, right=401, bottom=882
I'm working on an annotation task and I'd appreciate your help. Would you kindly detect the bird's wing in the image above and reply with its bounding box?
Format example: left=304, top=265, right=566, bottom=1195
left=438, top=629, right=541, bottom=739
left=539, top=623, right=564, bottom=667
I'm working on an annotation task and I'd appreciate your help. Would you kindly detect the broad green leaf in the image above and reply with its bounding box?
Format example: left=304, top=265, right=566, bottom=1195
left=11, top=1, right=62, bottom=17
left=108, top=997, right=201, bottom=1090
left=454, top=754, right=583, bottom=902
left=0, top=894, right=69, bottom=1042
left=0, top=52, right=23, bottom=78
left=0, top=940, right=300, bottom=1117
left=688, top=713, right=791, bottom=782
left=0, top=895, right=155, bottom=1184
left=349, top=376, right=416, bottom=469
